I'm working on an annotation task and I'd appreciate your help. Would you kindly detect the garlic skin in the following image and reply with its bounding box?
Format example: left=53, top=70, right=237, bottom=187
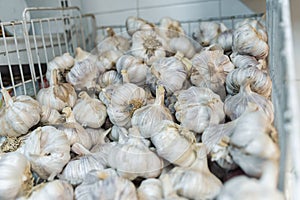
left=98, top=49, right=123, bottom=71
left=116, top=55, right=148, bottom=86
left=151, top=120, right=197, bottom=167
left=0, top=88, right=41, bottom=137
left=138, top=178, right=163, bottom=200
left=37, top=69, right=77, bottom=111
left=160, top=174, right=188, bottom=200
left=22, top=180, right=73, bottom=200
left=226, top=66, right=272, bottom=98
left=0, top=152, right=33, bottom=200
left=216, top=30, right=233, bottom=52
left=175, top=87, right=225, bottom=133
left=147, top=56, right=187, bottom=96
left=98, top=70, right=122, bottom=89
left=126, top=16, right=154, bottom=36
left=233, top=24, right=268, bottom=59
left=73, top=91, right=107, bottom=128
left=158, top=17, right=185, bottom=40
left=108, top=127, right=163, bottom=180
left=224, top=81, right=274, bottom=122
left=190, top=48, right=234, bottom=100
left=230, top=52, right=266, bottom=69
left=166, top=144, right=223, bottom=200
left=40, top=106, right=64, bottom=125
left=193, top=22, right=227, bottom=46
left=46, top=53, right=74, bottom=82
left=97, top=28, right=130, bottom=54
left=59, top=143, right=105, bottom=185
left=132, top=85, right=173, bottom=138
left=75, top=169, right=138, bottom=200
left=107, top=77, right=147, bottom=128
left=131, top=30, right=167, bottom=65
left=18, top=126, right=70, bottom=180
left=169, top=36, right=196, bottom=59
left=234, top=18, right=267, bottom=42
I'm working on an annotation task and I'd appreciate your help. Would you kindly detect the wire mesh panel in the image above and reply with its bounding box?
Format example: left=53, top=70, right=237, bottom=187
left=0, top=6, right=96, bottom=98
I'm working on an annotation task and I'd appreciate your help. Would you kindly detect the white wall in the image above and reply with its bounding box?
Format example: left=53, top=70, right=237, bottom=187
left=79, top=0, right=254, bottom=27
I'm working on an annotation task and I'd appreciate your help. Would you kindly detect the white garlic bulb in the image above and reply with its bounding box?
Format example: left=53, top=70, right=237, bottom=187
left=169, top=36, right=196, bottom=59
left=0, top=152, right=33, bottom=200
left=86, top=128, right=110, bottom=147
left=132, top=85, right=173, bottom=138
left=37, top=69, right=77, bottom=111
left=98, top=49, right=123, bottom=71
left=160, top=174, right=188, bottom=200
left=66, top=48, right=102, bottom=91
left=138, top=178, right=163, bottom=200
left=216, top=30, right=233, bottom=52
left=116, top=55, right=148, bottom=86
left=22, top=180, right=73, bottom=200
left=59, top=143, right=105, bottom=185
left=226, top=66, right=272, bottom=97
left=190, top=48, right=234, bottom=100
left=233, top=24, right=269, bottom=59
left=73, top=91, right=107, bottom=128
left=126, top=16, right=154, bottom=36
left=46, top=53, right=74, bottom=82
left=146, top=55, right=187, bottom=96
left=107, top=72, right=147, bottom=128
left=174, top=87, right=225, bottom=133
left=108, top=126, right=163, bottom=180
left=234, top=18, right=267, bottom=42
left=98, top=70, right=122, bottom=89
left=230, top=52, right=266, bottom=69
left=131, top=30, right=167, bottom=65
left=217, top=162, right=284, bottom=200
left=56, top=107, right=92, bottom=150
left=158, top=17, right=185, bottom=40
left=18, top=126, right=70, bottom=180
left=40, top=106, right=64, bottom=125
left=0, top=88, right=41, bottom=137
left=224, top=80, right=274, bottom=122
left=75, top=169, right=138, bottom=200
left=166, top=143, right=223, bottom=200
left=193, top=22, right=227, bottom=46
left=151, top=120, right=197, bottom=167
left=97, top=27, right=130, bottom=54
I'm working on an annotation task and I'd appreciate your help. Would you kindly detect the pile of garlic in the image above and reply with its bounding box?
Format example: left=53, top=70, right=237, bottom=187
left=0, top=16, right=283, bottom=199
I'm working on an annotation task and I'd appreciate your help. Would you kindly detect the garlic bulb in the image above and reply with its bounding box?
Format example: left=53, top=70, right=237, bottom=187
left=37, top=69, right=77, bottom=111
left=107, top=72, right=147, bottom=128
left=169, top=36, right=196, bottom=59
left=216, top=30, right=233, bottom=52
left=174, top=87, right=225, bottom=133
left=230, top=52, right=266, bottom=69
left=234, top=18, right=267, bottom=42
left=40, top=106, right=64, bottom=125
left=193, top=22, right=227, bottom=46
left=132, top=85, right=173, bottom=138
left=0, top=88, right=41, bottom=137
left=217, top=162, right=284, bottom=200
left=75, top=169, right=138, bottom=200
left=224, top=80, right=274, bottom=122
left=46, top=53, right=74, bottom=82
left=56, top=107, right=92, bottom=150
left=97, top=28, right=130, bottom=54
left=108, top=126, right=163, bottom=180
left=18, top=126, right=70, bottom=180
left=190, top=48, right=234, bottom=100
left=146, top=54, right=188, bottom=96
left=116, top=55, right=148, bottom=86
left=22, top=180, right=73, bottom=200
left=151, top=120, right=197, bottom=167
left=98, top=70, right=122, bottom=88
left=131, top=30, right=167, bottom=65
left=109, top=125, right=128, bottom=141
left=233, top=24, right=268, bottom=59
left=66, top=48, right=102, bottom=91
left=138, top=178, right=163, bottom=200
left=0, top=152, right=33, bottom=200
left=166, top=143, right=223, bottom=200
left=160, top=174, right=188, bottom=200
left=158, top=17, right=185, bottom=40
left=86, top=128, right=110, bottom=147
left=226, top=66, right=272, bottom=97
left=73, top=91, right=107, bottom=128
left=59, top=143, right=105, bottom=185
left=126, top=16, right=154, bottom=36
left=98, top=49, right=123, bottom=71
